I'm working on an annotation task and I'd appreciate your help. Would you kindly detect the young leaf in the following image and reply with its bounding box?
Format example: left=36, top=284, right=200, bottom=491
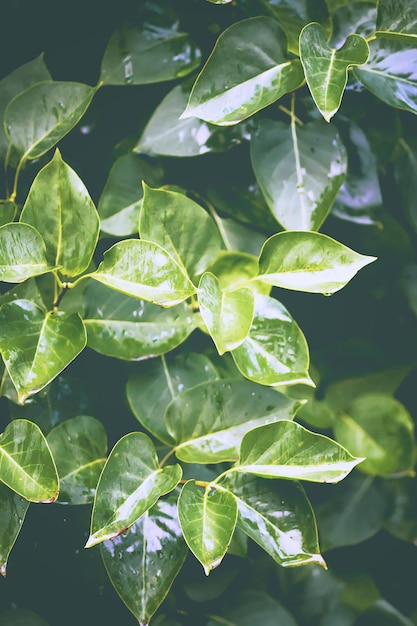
left=0, top=300, right=87, bottom=403
left=231, top=294, right=312, bottom=387
left=165, top=379, right=302, bottom=463
left=178, top=480, right=238, bottom=575
left=139, top=185, right=221, bottom=279
left=46, top=415, right=107, bottom=505
left=126, top=353, right=219, bottom=445
left=257, top=231, right=376, bottom=294
left=0, top=223, right=54, bottom=282
left=5, top=82, right=95, bottom=160
left=0, top=483, right=30, bottom=576
left=0, top=419, right=59, bottom=502
left=90, top=239, right=196, bottom=306
left=20, top=149, right=100, bottom=277
left=86, top=433, right=182, bottom=547
left=83, top=281, right=198, bottom=360
left=236, top=420, right=363, bottom=483
left=100, top=498, right=187, bottom=626
left=250, top=119, right=347, bottom=230
left=376, top=0, right=417, bottom=40
left=206, top=252, right=270, bottom=295
left=181, top=17, right=304, bottom=126
left=299, top=23, right=369, bottom=122
left=222, top=474, right=325, bottom=568
left=198, top=272, right=255, bottom=354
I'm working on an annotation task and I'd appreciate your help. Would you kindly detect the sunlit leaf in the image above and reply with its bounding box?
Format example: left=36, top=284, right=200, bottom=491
left=47, top=415, right=107, bottom=505
left=0, top=419, right=58, bottom=502
left=0, top=300, right=86, bottom=403
left=0, top=483, right=30, bottom=576
left=236, top=420, right=363, bottom=482
left=257, top=231, right=376, bottom=294
left=0, top=223, right=54, bottom=283
left=89, top=239, right=196, bottom=306
left=299, top=23, right=369, bottom=121
left=178, top=480, right=238, bottom=574
left=206, top=252, right=270, bottom=295
left=20, top=149, right=99, bottom=276
left=86, top=433, right=182, bottom=547
left=250, top=119, right=347, bottom=230
left=101, top=498, right=187, bottom=626
left=376, top=0, right=417, bottom=40
left=181, top=17, right=304, bottom=126
left=165, top=379, right=302, bottom=463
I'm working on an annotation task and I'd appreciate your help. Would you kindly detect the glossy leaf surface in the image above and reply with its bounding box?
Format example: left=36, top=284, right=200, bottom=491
left=198, top=272, right=254, bottom=354
left=237, top=420, right=362, bottom=483
left=257, top=231, right=376, bottom=294
left=222, top=474, right=324, bottom=567
left=5, top=82, right=95, bottom=160
left=0, top=300, right=86, bottom=403
left=231, top=294, right=312, bottom=386
left=251, top=119, right=347, bottom=230
left=87, top=433, right=182, bottom=547
left=206, top=252, right=270, bottom=295
left=83, top=281, right=197, bottom=360
left=0, top=419, right=58, bottom=502
left=20, top=150, right=99, bottom=276
left=178, top=480, right=238, bottom=574
left=0, top=483, right=30, bottom=576
left=139, top=185, right=221, bottom=279
left=299, top=23, right=369, bottom=121
left=181, top=17, right=304, bottom=125
left=90, top=239, right=196, bottom=306
left=101, top=498, right=187, bottom=626
left=46, top=415, right=107, bottom=505
left=0, top=223, right=53, bottom=282
left=126, top=353, right=218, bottom=445
left=165, top=379, right=301, bottom=463
left=376, top=0, right=417, bottom=40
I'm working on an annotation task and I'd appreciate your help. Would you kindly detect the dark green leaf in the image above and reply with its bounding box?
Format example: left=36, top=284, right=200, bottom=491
left=395, top=140, right=417, bottom=232
left=331, top=3, right=377, bottom=48
left=0, top=483, right=30, bottom=576
left=0, top=609, right=50, bottom=626
left=0, top=201, right=17, bottom=227
left=376, top=0, right=417, bottom=40
left=209, top=590, right=298, bottom=625
left=354, top=599, right=414, bottom=626
left=0, top=223, right=54, bottom=282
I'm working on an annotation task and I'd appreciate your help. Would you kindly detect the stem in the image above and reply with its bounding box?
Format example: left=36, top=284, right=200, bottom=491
left=10, top=156, right=26, bottom=202
left=206, top=200, right=233, bottom=251
left=159, top=448, right=176, bottom=468
left=278, top=104, right=303, bottom=126
left=4, top=144, right=13, bottom=199
left=161, top=354, right=175, bottom=399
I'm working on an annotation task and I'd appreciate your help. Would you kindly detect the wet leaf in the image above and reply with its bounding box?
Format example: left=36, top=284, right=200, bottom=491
left=0, top=419, right=58, bottom=502
left=206, top=252, right=270, bottom=295
left=20, top=149, right=99, bottom=276
left=0, top=223, right=54, bottom=282
left=250, top=119, right=347, bottom=230
left=178, top=480, right=238, bottom=574
left=86, top=433, right=182, bottom=547
left=0, top=300, right=86, bottom=403
left=165, top=379, right=302, bottom=463
left=101, top=498, right=187, bottom=626
left=181, top=17, right=304, bottom=126
left=46, top=415, right=107, bottom=505
left=236, top=420, right=363, bottom=482
left=376, top=0, right=417, bottom=41
left=257, top=231, right=376, bottom=294
left=0, top=483, right=30, bottom=576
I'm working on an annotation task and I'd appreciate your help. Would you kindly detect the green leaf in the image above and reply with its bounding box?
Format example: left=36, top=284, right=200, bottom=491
left=90, top=239, right=196, bottom=306
left=231, top=294, right=312, bottom=387
left=250, top=119, right=347, bottom=230
left=354, top=39, right=417, bottom=116
left=99, top=24, right=201, bottom=85
left=331, top=3, right=377, bottom=48
left=126, top=353, right=219, bottom=445
left=181, top=17, right=304, bottom=126
left=0, top=223, right=54, bottom=282
left=257, top=231, right=376, bottom=294
left=0, top=300, right=86, bottom=403
left=222, top=474, right=324, bottom=568
left=376, top=0, right=417, bottom=40
left=98, top=154, right=164, bottom=237
left=178, top=480, right=238, bottom=574
left=5, top=82, right=95, bottom=160
left=0, top=609, right=50, bottom=626
left=236, top=420, right=363, bottom=482
left=165, top=379, right=302, bottom=463
left=0, top=483, right=30, bottom=576
left=206, top=252, right=271, bottom=295
left=46, top=416, right=107, bottom=505
left=0, top=419, right=59, bottom=502
left=83, top=281, right=197, bottom=360
left=299, top=23, right=369, bottom=122
left=0, top=55, right=51, bottom=162
left=209, top=590, right=299, bottom=626
left=395, top=141, right=417, bottom=233
left=20, top=149, right=99, bottom=276
left=0, top=201, right=17, bottom=227
left=333, top=393, right=415, bottom=477
left=100, top=498, right=187, bottom=626
left=139, top=185, right=221, bottom=279
left=198, top=272, right=255, bottom=354
left=86, top=433, right=182, bottom=547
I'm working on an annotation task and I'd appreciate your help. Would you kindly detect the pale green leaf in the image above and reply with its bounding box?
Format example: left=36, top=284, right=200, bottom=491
left=0, top=223, right=54, bottom=282
left=206, top=252, right=271, bottom=295
left=0, top=483, right=30, bottom=576
left=376, top=0, right=417, bottom=40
